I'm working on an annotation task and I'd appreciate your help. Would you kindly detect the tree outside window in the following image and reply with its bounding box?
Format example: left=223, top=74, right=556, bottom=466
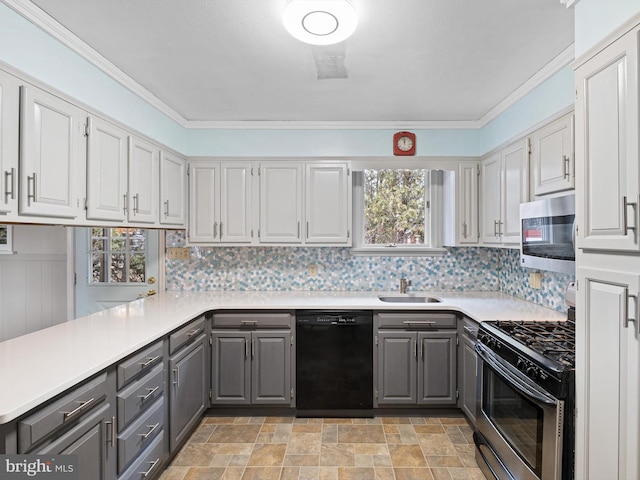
left=90, top=228, right=147, bottom=283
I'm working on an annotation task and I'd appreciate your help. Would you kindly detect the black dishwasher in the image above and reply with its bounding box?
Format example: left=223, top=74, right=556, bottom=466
left=296, top=311, right=373, bottom=417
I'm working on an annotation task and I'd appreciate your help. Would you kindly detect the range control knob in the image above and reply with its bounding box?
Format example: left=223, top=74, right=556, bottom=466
left=526, top=365, right=539, bottom=379
left=516, top=357, right=525, bottom=370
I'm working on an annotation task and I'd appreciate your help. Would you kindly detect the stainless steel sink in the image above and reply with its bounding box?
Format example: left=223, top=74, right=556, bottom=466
left=378, top=295, right=441, bottom=303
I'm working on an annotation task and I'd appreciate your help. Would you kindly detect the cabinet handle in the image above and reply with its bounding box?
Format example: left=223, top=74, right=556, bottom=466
left=123, top=194, right=128, bottom=215
left=252, top=339, right=255, bottom=358
left=173, top=368, right=179, bottom=388
left=213, top=222, right=218, bottom=239
left=27, top=173, right=37, bottom=205
left=245, top=340, right=249, bottom=358
left=140, top=355, right=160, bottom=368
left=138, top=422, right=160, bottom=440
left=493, top=220, right=498, bottom=236
left=623, top=287, right=638, bottom=329
left=62, top=397, right=95, bottom=420
left=297, top=221, right=301, bottom=238
left=164, top=199, right=169, bottom=217
left=462, top=222, right=467, bottom=239
left=139, top=458, right=159, bottom=478
left=220, top=222, right=223, bottom=239
left=138, top=386, right=159, bottom=401
left=106, top=416, right=115, bottom=447
left=306, top=221, right=309, bottom=238
left=402, top=321, right=436, bottom=325
left=623, top=196, right=637, bottom=235
left=4, top=168, right=15, bottom=201
left=562, top=155, right=570, bottom=179
left=186, top=328, right=201, bottom=338
left=498, top=221, right=503, bottom=236
left=133, top=194, right=140, bottom=214
left=413, top=339, right=417, bottom=358
left=241, top=320, right=258, bottom=326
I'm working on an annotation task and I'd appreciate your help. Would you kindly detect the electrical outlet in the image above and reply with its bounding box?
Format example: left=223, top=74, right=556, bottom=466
left=167, top=247, right=190, bottom=260
left=529, top=272, right=543, bottom=289
left=308, top=264, right=318, bottom=277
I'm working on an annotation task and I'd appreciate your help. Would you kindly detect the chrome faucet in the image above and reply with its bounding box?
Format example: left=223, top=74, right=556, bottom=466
left=400, top=278, right=412, bottom=294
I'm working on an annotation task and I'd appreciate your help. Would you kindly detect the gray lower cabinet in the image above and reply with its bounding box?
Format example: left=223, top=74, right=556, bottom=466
left=460, top=329, right=478, bottom=424
left=211, top=330, right=292, bottom=406
left=37, top=402, right=116, bottom=480
left=377, top=331, right=457, bottom=405
left=168, top=333, right=207, bottom=451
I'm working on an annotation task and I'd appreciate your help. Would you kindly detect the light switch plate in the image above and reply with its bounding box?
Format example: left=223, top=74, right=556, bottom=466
left=529, top=272, right=543, bottom=289
left=308, top=264, right=318, bottom=277
left=167, top=247, right=190, bottom=260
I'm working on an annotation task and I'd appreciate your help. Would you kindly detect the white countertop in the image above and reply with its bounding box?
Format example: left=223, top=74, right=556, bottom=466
left=0, top=290, right=565, bottom=424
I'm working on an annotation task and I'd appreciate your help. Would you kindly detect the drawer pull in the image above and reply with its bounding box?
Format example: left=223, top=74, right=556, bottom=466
left=62, top=397, right=95, bottom=420
left=138, top=386, right=159, bottom=401
left=140, top=356, right=160, bottom=368
left=139, top=458, right=159, bottom=477
left=186, top=328, right=201, bottom=338
left=241, top=320, right=258, bottom=326
left=107, top=416, right=115, bottom=447
left=138, top=423, right=160, bottom=440
left=402, top=321, right=436, bottom=325
left=173, top=368, right=179, bottom=388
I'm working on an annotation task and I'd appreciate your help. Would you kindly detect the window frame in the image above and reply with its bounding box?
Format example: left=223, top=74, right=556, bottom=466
left=88, top=227, right=148, bottom=285
left=351, top=169, right=447, bottom=256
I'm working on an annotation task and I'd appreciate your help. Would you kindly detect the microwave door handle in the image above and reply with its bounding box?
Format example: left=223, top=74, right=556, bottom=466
left=475, top=343, right=558, bottom=406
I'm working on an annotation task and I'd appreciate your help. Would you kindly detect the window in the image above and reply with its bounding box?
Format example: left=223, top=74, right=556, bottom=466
left=0, top=225, right=12, bottom=254
left=89, top=228, right=147, bottom=284
left=353, top=168, right=445, bottom=255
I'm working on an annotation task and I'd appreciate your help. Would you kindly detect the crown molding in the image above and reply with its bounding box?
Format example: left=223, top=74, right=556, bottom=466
left=1, top=0, right=189, bottom=127
left=3, top=0, right=574, bottom=131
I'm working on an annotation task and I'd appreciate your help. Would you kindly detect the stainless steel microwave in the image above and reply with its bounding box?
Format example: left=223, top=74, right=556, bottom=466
left=520, top=195, right=575, bottom=275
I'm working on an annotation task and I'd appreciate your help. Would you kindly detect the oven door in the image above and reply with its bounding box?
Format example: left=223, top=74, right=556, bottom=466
left=475, top=343, right=564, bottom=480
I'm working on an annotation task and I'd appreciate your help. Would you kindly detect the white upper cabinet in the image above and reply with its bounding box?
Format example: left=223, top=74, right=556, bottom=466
left=530, top=113, right=574, bottom=196
left=188, top=161, right=253, bottom=244
left=220, top=162, right=252, bottom=243
left=128, top=136, right=159, bottom=224
left=19, top=85, right=85, bottom=219
left=481, top=139, right=528, bottom=245
left=160, top=151, right=186, bottom=226
left=259, top=163, right=302, bottom=244
left=458, top=162, right=479, bottom=244
left=0, top=71, right=19, bottom=216
left=86, top=116, right=128, bottom=222
left=305, top=163, right=350, bottom=244
left=575, top=29, right=639, bottom=252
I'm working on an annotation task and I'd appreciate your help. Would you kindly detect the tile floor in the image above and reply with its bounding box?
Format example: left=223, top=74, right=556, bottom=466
left=159, top=415, right=485, bottom=480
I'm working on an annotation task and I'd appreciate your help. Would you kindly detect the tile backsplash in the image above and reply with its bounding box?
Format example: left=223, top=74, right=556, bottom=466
left=165, top=231, right=574, bottom=312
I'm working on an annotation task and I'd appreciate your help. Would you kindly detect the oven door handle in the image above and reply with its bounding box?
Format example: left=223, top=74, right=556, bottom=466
left=476, top=343, right=558, bottom=406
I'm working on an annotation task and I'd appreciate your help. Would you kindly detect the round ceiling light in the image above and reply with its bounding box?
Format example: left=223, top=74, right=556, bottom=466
left=283, top=0, right=357, bottom=46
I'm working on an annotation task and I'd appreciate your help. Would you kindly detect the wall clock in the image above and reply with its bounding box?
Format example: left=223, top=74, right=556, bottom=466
left=393, top=131, right=416, bottom=156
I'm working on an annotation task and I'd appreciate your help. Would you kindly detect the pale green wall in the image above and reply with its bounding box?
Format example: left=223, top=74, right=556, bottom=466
left=575, top=0, right=640, bottom=57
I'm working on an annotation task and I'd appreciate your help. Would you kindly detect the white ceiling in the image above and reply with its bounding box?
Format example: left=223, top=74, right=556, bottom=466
left=23, top=0, right=574, bottom=125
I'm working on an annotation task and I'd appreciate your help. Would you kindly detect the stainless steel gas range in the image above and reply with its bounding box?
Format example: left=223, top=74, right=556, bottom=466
left=473, top=298, right=575, bottom=480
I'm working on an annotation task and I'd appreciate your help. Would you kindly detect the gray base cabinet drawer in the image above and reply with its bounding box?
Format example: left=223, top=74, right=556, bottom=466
left=119, top=430, right=164, bottom=480
left=213, top=312, right=293, bottom=329
left=117, top=341, right=163, bottom=390
left=117, top=364, right=164, bottom=431
left=377, top=313, right=456, bottom=329
left=169, top=316, right=205, bottom=354
left=18, top=372, right=109, bottom=453
left=118, top=398, right=164, bottom=474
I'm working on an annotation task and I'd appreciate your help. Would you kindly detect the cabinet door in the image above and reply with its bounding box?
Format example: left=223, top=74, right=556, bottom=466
left=576, top=267, right=640, bottom=480
left=169, top=335, right=207, bottom=452
left=418, top=331, right=457, bottom=405
left=188, top=163, right=219, bottom=243
left=376, top=331, right=416, bottom=405
left=86, top=116, right=128, bottom=222
left=460, top=334, right=478, bottom=424
left=259, top=163, right=302, bottom=243
left=305, top=163, right=350, bottom=244
left=576, top=30, right=639, bottom=251
left=481, top=153, right=502, bottom=244
left=531, top=113, right=574, bottom=196
left=211, top=331, right=251, bottom=405
left=19, top=85, right=85, bottom=219
left=0, top=71, right=19, bottom=215
left=220, top=162, right=253, bottom=243
left=160, top=151, right=186, bottom=226
left=251, top=331, right=292, bottom=405
left=128, top=136, right=159, bottom=224
left=37, top=402, right=116, bottom=480
left=501, top=139, right=529, bottom=243
left=458, top=162, right=479, bottom=244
